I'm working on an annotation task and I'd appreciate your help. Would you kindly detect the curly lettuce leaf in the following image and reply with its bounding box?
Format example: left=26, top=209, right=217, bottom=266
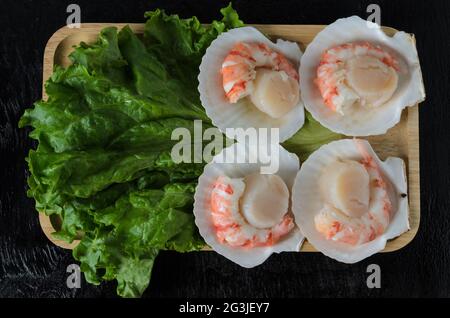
left=73, top=183, right=203, bottom=297
left=20, top=5, right=241, bottom=298
left=143, top=3, right=243, bottom=88
left=69, top=27, right=130, bottom=87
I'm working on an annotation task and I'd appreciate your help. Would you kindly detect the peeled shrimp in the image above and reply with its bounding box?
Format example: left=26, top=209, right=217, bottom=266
left=210, top=176, right=294, bottom=248
left=314, top=140, right=392, bottom=245
left=221, top=42, right=299, bottom=103
left=315, top=42, right=399, bottom=113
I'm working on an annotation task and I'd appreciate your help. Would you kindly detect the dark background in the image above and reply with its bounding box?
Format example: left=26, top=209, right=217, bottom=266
left=0, top=0, right=449, bottom=298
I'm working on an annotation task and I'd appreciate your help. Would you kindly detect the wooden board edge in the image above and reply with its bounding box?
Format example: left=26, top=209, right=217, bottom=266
left=38, top=213, right=80, bottom=249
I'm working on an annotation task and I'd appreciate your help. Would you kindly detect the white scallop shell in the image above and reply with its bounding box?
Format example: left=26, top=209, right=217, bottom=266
left=193, top=142, right=304, bottom=268
left=300, top=16, right=425, bottom=136
left=198, top=26, right=305, bottom=143
left=292, top=139, right=409, bottom=263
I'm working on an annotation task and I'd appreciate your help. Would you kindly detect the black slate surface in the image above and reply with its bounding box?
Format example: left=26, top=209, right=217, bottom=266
left=0, top=0, right=449, bottom=298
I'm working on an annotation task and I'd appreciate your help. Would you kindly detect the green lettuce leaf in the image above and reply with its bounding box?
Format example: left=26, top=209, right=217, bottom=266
left=73, top=183, right=203, bottom=297
left=283, top=112, right=343, bottom=162
left=20, top=5, right=241, bottom=297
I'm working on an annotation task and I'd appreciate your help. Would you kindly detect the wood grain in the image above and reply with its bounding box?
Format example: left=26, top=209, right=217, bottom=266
left=40, top=23, right=421, bottom=253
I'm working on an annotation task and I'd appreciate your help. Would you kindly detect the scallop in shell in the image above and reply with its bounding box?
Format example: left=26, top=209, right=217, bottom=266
left=193, top=142, right=304, bottom=267
left=292, top=139, right=409, bottom=263
left=300, top=16, right=425, bottom=136
left=198, top=26, right=305, bottom=142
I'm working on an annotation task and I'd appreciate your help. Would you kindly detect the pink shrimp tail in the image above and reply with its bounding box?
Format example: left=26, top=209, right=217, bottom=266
left=221, top=41, right=299, bottom=104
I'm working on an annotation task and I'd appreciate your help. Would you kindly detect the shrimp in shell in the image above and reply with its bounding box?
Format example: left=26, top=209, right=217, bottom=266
left=221, top=42, right=300, bottom=118
left=315, top=42, right=400, bottom=114
left=314, top=140, right=392, bottom=245
left=210, top=175, right=295, bottom=248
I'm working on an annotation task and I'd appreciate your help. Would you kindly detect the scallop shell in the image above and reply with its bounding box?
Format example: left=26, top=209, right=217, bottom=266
left=292, top=139, right=409, bottom=263
left=193, top=142, right=304, bottom=268
left=198, top=26, right=305, bottom=143
left=300, top=16, right=425, bottom=136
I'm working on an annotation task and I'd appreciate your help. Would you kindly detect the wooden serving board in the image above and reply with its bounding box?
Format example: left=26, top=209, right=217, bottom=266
left=39, top=23, right=421, bottom=253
